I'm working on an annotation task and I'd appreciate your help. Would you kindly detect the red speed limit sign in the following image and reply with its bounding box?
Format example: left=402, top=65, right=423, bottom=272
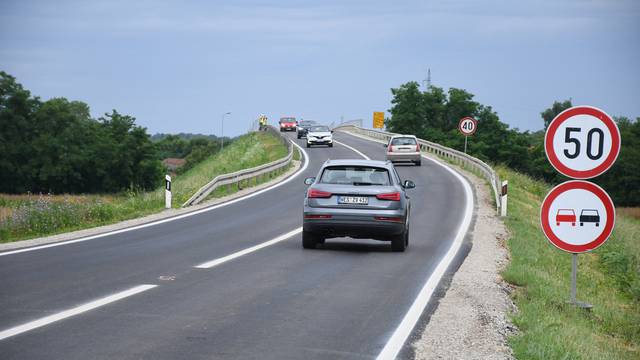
left=458, top=117, right=477, bottom=136
left=545, top=106, right=620, bottom=179
left=540, top=180, right=615, bottom=253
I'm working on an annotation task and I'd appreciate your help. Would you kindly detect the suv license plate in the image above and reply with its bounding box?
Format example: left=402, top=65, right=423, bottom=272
left=339, top=196, right=368, bottom=205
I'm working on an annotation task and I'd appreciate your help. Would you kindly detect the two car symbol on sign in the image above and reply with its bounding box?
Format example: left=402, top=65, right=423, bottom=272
left=555, top=209, right=600, bottom=227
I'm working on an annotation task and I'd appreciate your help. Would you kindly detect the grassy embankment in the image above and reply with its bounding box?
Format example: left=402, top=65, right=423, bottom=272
left=498, top=165, right=639, bottom=359
left=0, top=131, right=289, bottom=243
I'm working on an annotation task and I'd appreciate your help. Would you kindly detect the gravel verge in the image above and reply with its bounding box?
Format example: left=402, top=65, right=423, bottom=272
left=0, top=160, right=302, bottom=252
left=412, top=157, right=517, bottom=360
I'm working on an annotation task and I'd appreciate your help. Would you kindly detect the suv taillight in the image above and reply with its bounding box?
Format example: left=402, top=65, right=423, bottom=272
left=387, top=143, right=392, bottom=152
left=307, top=188, right=332, bottom=198
left=415, top=144, right=420, bottom=152
left=376, top=192, right=401, bottom=201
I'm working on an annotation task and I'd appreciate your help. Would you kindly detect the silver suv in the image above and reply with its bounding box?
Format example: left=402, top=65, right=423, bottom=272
left=302, top=159, right=415, bottom=252
left=385, top=135, right=421, bottom=166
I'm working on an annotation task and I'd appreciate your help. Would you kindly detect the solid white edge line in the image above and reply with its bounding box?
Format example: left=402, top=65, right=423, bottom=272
left=0, top=141, right=309, bottom=257
left=333, top=140, right=371, bottom=160
left=0, top=284, right=157, bottom=341
left=194, top=227, right=302, bottom=269
left=335, top=130, right=474, bottom=359
left=376, top=153, right=474, bottom=360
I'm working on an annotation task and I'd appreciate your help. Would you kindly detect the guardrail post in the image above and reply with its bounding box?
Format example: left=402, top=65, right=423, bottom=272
left=500, top=180, right=508, bottom=217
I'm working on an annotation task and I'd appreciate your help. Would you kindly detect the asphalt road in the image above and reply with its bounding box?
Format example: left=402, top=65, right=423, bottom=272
left=0, top=131, right=469, bottom=359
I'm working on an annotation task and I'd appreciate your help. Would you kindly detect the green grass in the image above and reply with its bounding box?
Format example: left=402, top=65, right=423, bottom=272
left=498, top=165, right=640, bottom=359
left=0, top=131, right=288, bottom=243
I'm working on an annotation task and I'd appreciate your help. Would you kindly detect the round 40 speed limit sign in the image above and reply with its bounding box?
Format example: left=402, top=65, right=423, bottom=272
left=545, top=106, right=621, bottom=179
left=458, top=117, right=477, bottom=136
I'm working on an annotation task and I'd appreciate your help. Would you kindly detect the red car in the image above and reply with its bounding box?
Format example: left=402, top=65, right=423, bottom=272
left=556, top=209, right=576, bottom=226
left=279, top=117, right=297, bottom=132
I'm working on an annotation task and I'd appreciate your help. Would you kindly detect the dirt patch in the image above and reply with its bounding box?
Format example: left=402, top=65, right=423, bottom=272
left=618, top=207, right=640, bottom=219
left=412, top=157, right=517, bottom=359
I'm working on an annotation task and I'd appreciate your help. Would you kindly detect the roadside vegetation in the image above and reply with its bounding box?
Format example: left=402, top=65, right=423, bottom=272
left=384, top=79, right=640, bottom=358
left=498, top=166, right=639, bottom=359
left=0, top=130, right=288, bottom=243
left=385, top=81, right=640, bottom=207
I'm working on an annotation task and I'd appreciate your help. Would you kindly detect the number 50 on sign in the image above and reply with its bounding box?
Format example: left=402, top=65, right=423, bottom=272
left=545, top=106, right=621, bottom=179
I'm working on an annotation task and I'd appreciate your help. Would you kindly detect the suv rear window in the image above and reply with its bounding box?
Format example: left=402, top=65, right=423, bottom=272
left=391, top=137, right=417, bottom=145
left=320, top=166, right=390, bottom=185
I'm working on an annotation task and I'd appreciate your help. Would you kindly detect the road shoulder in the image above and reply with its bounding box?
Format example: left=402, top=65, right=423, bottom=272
left=0, top=160, right=302, bottom=253
left=412, top=156, right=517, bottom=359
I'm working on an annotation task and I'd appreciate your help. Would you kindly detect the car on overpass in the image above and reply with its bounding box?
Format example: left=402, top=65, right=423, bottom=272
left=296, top=120, right=317, bottom=138
left=306, top=125, right=333, bottom=148
left=385, top=135, right=421, bottom=166
left=279, top=117, right=297, bottom=132
left=302, top=159, right=415, bottom=252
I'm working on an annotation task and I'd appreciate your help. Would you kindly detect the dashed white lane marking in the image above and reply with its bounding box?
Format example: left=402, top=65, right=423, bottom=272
left=0, top=141, right=309, bottom=257
left=334, top=140, right=371, bottom=160
left=0, top=284, right=157, bottom=341
left=194, top=227, right=302, bottom=269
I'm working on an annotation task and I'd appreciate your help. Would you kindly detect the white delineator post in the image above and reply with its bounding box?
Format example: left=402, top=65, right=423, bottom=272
left=500, top=180, right=508, bottom=217
left=165, top=175, right=172, bottom=209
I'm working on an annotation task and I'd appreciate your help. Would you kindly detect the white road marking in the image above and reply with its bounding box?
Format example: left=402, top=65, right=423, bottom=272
left=194, top=227, right=302, bottom=269
left=0, top=284, right=157, bottom=341
left=194, top=137, right=371, bottom=269
left=376, top=153, right=474, bottom=360
left=0, top=141, right=309, bottom=257
left=334, top=140, right=371, bottom=160
left=335, top=130, right=475, bottom=359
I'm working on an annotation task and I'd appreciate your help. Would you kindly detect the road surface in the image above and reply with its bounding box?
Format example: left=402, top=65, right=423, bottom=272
left=0, top=131, right=471, bottom=359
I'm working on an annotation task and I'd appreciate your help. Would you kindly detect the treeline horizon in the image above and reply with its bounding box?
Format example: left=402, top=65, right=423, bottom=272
left=385, top=81, right=639, bottom=206
left=0, top=71, right=229, bottom=194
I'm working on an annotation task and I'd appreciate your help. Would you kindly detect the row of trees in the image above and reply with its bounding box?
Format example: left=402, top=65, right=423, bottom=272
left=0, top=71, right=164, bottom=194
left=385, top=81, right=640, bottom=206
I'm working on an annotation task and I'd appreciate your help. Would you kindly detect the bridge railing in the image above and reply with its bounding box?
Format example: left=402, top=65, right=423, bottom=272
left=333, top=124, right=502, bottom=214
left=182, top=126, right=294, bottom=207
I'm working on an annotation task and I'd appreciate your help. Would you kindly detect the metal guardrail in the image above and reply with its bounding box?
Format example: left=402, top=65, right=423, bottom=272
left=182, top=126, right=294, bottom=207
left=334, top=124, right=502, bottom=214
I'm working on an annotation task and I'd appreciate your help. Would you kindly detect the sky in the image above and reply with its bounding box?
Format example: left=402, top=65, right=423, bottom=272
left=1, top=0, right=639, bottom=137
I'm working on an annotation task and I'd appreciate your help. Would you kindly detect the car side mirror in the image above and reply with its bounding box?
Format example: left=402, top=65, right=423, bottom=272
left=331, top=130, right=334, bottom=133
left=304, top=177, right=316, bottom=185
left=403, top=180, right=416, bottom=189
left=382, top=143, right=388, bottom=147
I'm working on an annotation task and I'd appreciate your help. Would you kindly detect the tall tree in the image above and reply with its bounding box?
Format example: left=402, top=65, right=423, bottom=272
left=0, top=71, right=41, bottom=193
left=541, top=99, right=572, bottom=129
left=386, top=82, right=426, bottom=135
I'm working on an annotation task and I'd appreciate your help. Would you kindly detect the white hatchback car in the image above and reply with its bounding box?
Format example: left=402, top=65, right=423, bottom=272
left=306, top=125, right=333, bottom=148
left=385, top=135, right=421, bottom=166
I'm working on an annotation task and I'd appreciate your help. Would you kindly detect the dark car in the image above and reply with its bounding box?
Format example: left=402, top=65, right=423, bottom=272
left=579, top=209, right=600, bottom=227
left=302, top=159, right=415, bottom=252
left=296, top=120, right=316, bottom=138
